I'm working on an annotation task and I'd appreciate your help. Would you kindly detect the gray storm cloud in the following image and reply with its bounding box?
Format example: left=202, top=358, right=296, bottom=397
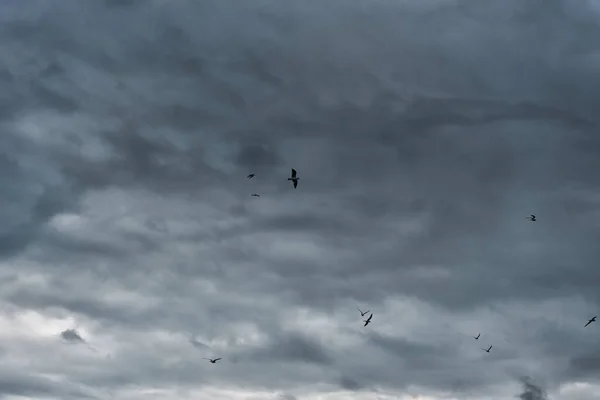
left=517, top=377, right=547, bottom=400
left=0, top=0, right=599, bottom=399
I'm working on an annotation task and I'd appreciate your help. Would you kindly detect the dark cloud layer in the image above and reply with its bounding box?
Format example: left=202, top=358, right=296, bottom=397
left=1, top=0, right=600, bottom=399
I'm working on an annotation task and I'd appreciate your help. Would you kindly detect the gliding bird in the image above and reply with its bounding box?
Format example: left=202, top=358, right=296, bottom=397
left=585, top=316, right=597, bottom=327
left=357, top=307, right=370, bottom=317
left=203, top=358, right=222, bottom=364
left=288, top=168, right=299, bottom=188
left=474, top=333, right=480, bottom=340
left=481, top=345, right=492, bottom=353
left=251, top=193, right=260, bottom=197
left=363, top=313, right=373, bottom=327
left=247, top=174, right=255, bottom=179
left=528, top=214, right=536, bottom=221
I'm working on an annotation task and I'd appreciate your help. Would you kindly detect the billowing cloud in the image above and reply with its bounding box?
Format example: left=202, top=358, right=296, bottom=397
left=517, top=377, right=547, bottom=400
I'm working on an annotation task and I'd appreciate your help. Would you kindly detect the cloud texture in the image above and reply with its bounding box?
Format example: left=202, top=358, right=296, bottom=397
left=1, top=0, right=600, bottom=399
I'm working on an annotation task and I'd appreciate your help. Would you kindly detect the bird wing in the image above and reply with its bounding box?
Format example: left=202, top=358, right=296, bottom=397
left=357, top=307, right=363, bottom=313
left=214, top=358, right=222, bottom=361
left=489, top=346, right=492, bottom=350
left=293, top=180, right=298, bottom=188
left=364, top=310, right=370, bottom=314
left=291, top=168, right=297, bottom=177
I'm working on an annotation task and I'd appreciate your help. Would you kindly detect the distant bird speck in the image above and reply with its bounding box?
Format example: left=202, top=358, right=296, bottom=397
left=528, top=214, right=536, bottom=221
left=287, top=168, right=299, bottom=188
left=482, top=345, right=492, bottom=353
left=357, top=306, right=370, bottom=317
left=203, top=357, right=222, bottom=363
left=247, top=174, right=255, bottom=179
left=584, top=316, right=596, bottom=327
left=474, top=333, right=480, bottom=340
left=363, top=313, right=373, bottom=327
left=251, top=193, right=260, bottom=197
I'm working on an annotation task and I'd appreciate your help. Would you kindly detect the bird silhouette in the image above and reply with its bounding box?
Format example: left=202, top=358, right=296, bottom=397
left=247, top=174, right=255, bottom=179
left=357, top=307, right=370, bottom=317
left=527, top=214, right=536, bottom=221
left=363, top=313, right=373, bottom=327
left=203, top=358, right=222, bottom=363
left=287, top=168, right=299, bottom=188
left=474, top=333, right=480, bottom=340
left=251, top=193, right=260, bottom=197
left=584, top=316, right=596, bottom=327
left=481, top=345, right=492, bottom=353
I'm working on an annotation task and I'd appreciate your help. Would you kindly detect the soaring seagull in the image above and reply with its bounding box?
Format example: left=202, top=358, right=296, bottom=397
left=528, top=214, right=536, bottom=221
left=363, top=313, right=373, bottom=327
left=251, top=193, right=260, bottom=197
left=584, top=316, right=597, bottom=327
left=481, top=345, right=492, bottom=353
left=474, top=333, right=480, bottom=340
left=288, top=168, right=299, bottom=188
left=247, top=174, right=255, bottom=179
left=357, top=307, right=370, bottom=317
left=203, top=357, right=222, bottom=364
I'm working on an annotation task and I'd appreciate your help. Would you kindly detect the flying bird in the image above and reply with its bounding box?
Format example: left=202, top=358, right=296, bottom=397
left=357, top=307, right=370, bottom=317
left=363, top=313, right=373, bottom=327
left=251, top=193, right=260, bottom=197
left=584, top=316, right=597, bottom=327
left=247, top=174, right=255, bottom=179
left=481, top=345, right=492, bottom=353
left=287, top=168, right=299, bottom=188
left=528, top=214, right=536, bottom=221
left=474, top=333, right=480, bottom=340
left=203, top=358, right=222, bottom=363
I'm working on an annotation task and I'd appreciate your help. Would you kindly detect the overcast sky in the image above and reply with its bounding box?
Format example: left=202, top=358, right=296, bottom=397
left=1, top=0, right=600, bottom=399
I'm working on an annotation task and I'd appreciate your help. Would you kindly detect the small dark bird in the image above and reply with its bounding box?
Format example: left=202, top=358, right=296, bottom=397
left=357, top=307, right=370, bottom=317
left=584, top=316, right=597, bottom=327
left=474, top=333, right=480, bottom=340
left=247, top=174, right=255, bottom=179
left=482, top=345, right=492, bottom=353
left=528, top=214, right=536, bottom=221
left=203, top=358, right=222, bottom=363
left=251, top=194, right=260, bottom=197
left=363, top=313, right=373, bottom=327
left=287, top=168, right=299, bottom=188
